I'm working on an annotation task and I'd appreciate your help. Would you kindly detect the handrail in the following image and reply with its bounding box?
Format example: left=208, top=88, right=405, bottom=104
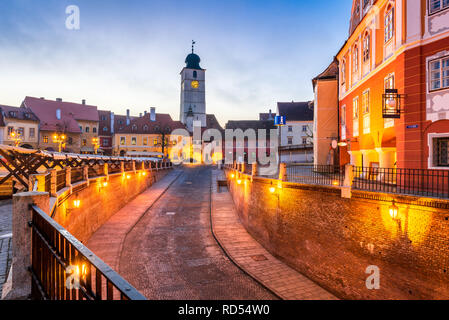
left=29, top=204, right=146, bottom=300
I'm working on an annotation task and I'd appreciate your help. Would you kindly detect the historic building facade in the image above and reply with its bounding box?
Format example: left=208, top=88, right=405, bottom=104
left=337, top=0, right=449, bottom=170
left=0, top=105, right=40, bottom=149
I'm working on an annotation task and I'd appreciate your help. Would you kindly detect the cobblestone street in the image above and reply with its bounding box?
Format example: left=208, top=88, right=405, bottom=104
left=119, top=166, right=277, bottom=300
left=0, top=200, right=12, bottom=298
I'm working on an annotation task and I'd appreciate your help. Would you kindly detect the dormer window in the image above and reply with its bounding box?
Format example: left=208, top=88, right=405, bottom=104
left=24, top=113, right=31, bottom=119
left=143, top=125, right=149, bottom=132
left=132, top=124, right=137, bottom=131
left=9, top=111, right=17, bottom=118
left=193, top=71, right=197, bottom=78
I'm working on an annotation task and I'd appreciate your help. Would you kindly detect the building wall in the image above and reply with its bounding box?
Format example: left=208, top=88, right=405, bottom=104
left=53, top=169, right=170, bottom=244
left=225, top=170, right=449, bottom=300
left=279, top=121, right=313, bottom=147
left=314, top=79, right=338, bottom=165
left=1, top=119, right=39, bottom=148
left=78, top=120, right=99, bottom=153
left=38, top=130, right=81, bottom=153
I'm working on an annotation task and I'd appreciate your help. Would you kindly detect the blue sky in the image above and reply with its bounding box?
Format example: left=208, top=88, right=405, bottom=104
left=0, top=0, right=352, bottom=126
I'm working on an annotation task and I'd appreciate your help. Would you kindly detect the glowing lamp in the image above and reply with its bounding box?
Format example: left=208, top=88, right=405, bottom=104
left=269, top=187, right=276, bottom=193
left=231, top=173, right=235, bottom=179
left=389, top=200, right=399, bottom=220
left=142, top=172, right=147, bottom=176
left=73, top=200, right=81, bottom=208
left=127, top=175, right=131, bottom=180
left=103, top=181, right=108, bottom=187
left=337, top=141, right=348, bottom=147
left=386, top=97, right=397, bottom=110
left=332, top=180, right=339, bottom=186
left=237, top=179, right=242, bottom=185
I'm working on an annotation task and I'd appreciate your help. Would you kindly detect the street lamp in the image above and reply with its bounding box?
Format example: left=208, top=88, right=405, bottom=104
left=92, top=137, right=100, bottom=154
left=10, top=130, right=22, bottom=147
left=53, top=133, right=66, bottom=153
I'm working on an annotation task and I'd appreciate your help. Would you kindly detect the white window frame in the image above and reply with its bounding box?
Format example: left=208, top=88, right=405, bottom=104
left=385, top=7, right=394, bottom=43
left=428, top=133, right=449, bottom=170
left=429, top=55, right=449, bottom=92
left=429, top=0, right=449, bottom=15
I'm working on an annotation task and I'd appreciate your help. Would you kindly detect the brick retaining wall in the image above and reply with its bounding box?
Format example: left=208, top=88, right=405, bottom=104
left=52, top=169, right=169, bottom=244
left=225, top=170, right=449, bottom=300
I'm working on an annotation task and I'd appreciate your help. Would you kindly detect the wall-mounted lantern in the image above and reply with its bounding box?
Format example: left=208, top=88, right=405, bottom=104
left=382, top=89, right=404, bottom=119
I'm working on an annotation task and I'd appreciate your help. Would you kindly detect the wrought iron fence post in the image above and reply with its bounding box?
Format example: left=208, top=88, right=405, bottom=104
left=1, top=192, right=49, bottom=300
left=104, top=163, right=109, bottom=180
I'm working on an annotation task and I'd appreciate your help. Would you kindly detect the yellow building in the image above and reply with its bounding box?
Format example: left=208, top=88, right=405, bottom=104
left=0, top=105, right=39, bottom=149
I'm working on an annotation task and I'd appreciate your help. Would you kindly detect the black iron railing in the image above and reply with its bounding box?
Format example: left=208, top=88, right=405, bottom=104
left=29, top=205, right=146, bottom=300
left=353, top=166, right=449, bottom=198
left=286, top=165, right=345, bottom=186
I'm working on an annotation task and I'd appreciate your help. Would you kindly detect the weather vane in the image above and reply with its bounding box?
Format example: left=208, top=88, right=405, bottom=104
left=192, top=40, right=196, bottom=53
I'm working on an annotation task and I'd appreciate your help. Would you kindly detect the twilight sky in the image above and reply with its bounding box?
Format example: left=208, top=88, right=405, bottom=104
left=0, top=0, right=352, bottom=126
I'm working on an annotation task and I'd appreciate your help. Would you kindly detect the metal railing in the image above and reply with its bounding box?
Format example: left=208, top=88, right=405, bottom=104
left=29, top=204, right=146, bottom=300
left=353, top=166, right=449, bottom=198
left=286, top=164, right=345, bottom=186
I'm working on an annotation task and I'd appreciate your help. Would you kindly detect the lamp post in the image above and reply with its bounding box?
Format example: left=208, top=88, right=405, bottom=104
left=92, top=137, right=100, bottom=154
left=10, top=130, right=22, bottom=147
left=52, top=133, right=66, bottom=153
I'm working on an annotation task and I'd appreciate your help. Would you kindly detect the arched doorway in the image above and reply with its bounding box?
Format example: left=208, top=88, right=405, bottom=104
left=119, top=150, right=126, bottom=157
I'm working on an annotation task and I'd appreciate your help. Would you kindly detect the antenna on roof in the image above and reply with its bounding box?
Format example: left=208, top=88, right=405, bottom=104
left=192, top=40, right=196, bottom=54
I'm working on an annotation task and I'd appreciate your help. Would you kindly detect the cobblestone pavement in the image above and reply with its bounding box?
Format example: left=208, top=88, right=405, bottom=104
left=211, top=170, right=338, bottom=300
left=119, top=166, right=277, bottom=300
left=0, top=199, right=12, bottom=298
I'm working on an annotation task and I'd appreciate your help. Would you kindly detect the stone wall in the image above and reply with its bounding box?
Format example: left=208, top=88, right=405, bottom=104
left=225, top=170, right=449, bottom=300
left=52, top=169, right=169, bottom=243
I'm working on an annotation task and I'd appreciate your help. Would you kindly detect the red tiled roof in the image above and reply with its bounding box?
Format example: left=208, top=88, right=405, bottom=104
left=22, top=97, right=99, bottom=133
left=114, top=113, right=187, bottom=134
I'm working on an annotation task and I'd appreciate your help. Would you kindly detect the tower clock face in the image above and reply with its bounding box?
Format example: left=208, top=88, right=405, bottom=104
left=191, top=80, right=199, bottom=89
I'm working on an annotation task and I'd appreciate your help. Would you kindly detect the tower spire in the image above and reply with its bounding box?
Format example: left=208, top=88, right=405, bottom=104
left=192, top=40, right=195, bottom=54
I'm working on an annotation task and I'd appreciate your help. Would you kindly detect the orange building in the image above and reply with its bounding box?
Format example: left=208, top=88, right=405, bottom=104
left=337, top=0, right=449, bottom=170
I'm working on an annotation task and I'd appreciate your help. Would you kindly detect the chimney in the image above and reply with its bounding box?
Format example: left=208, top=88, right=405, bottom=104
left=150, top=107, right=156, bottom=121
left=126, top=109, right=130, bottom=125
left=144, top=111, right=147, bottom=116
left=40, top=97, right=45, bottom=100
left=139, top=113, right=142, bottom=118
left=56, top=98, right=62, bottom=102
left=82, top=99, right=86, bottom=105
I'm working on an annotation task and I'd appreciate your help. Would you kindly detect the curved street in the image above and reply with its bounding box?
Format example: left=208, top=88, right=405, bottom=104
left=118, top=166, right=276, bottom=300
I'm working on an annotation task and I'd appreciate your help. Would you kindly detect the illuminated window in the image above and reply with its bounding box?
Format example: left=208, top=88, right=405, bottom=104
left=429, top=0, right=449, bottom=14
left=385, top=8, right=394, bottom=43
left=430, top=56, right=449, bottom=91
left=362, top=90, right=370, bottom=114
left=384, top=74, right=395, bottom=128
left=82, top=139, right=87, bottom=146
left=143, top=138, right=148, bottom=145
left=7, top=127, right=14, bottom=136
left=120, top=137, right=125, bottom=145
left=154, top=138, right=158, bottom=146
left=43, top=136, right=49, bottom=143
left=131, top=137, right=137, bottom=145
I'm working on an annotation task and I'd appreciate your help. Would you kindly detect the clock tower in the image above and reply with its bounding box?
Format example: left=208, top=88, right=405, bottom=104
left=180, top=41, right=206, bottom=132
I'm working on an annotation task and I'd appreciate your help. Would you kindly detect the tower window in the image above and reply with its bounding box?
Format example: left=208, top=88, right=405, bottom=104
left=193, top=71, right=197, bottom=78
